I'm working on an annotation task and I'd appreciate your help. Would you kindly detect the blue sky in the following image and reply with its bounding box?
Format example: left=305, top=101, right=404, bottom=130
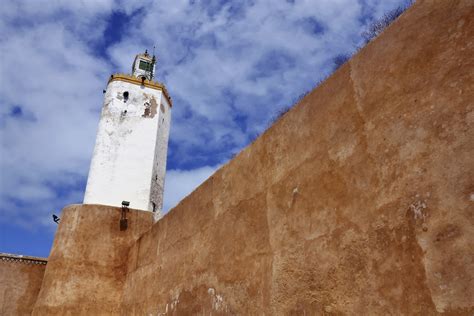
left=0, top=0, right=409, bottom=258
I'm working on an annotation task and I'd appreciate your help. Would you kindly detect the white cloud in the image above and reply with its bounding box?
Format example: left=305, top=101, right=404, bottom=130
left=163, top=165, right=219, bottom=213
left=108, top=0, right=387, bottom=157
left=0, top=14, right=111, bottom=228
left=0, top=0, right=409, bottom=229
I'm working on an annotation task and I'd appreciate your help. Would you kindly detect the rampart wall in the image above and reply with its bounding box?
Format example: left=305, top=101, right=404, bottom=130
left=121, top=0, right=473, bottom=314
left=0, top=254, right=47, bottom=315
left=32, top=205, right=153, bottom=315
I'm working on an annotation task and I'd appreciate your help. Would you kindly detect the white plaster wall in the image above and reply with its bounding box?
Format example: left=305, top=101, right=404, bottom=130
left=149, top=96, right=171, bottom=220
left=84, top=80, right=170, bottom=213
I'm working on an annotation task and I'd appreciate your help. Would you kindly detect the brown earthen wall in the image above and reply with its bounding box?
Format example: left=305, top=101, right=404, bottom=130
left=32, top=205, right=153, bottom=315
left=0, top=257, right=46, bottom=315
left=121, top=0, right=473, bottom=314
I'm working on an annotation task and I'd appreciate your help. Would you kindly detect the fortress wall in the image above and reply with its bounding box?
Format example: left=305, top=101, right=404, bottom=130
left=121, top=0, right=473, bottom=314
left=0, top=255, right=46, bottom=315
left=32, top=204, right=153, bottom=315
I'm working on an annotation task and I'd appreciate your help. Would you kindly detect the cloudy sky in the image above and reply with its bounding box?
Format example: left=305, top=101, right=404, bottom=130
left=0, top=0, right=409, bottom=257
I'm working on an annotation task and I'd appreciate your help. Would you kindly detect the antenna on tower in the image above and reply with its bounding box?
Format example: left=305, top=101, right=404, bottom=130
left=150, top=45, right=157, bottom=81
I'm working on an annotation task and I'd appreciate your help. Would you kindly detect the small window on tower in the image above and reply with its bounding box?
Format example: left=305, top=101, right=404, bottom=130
left=139, top=60, right=151, bottom=71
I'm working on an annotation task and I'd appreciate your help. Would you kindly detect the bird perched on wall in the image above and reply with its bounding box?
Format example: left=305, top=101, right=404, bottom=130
left=52, top=214, right=60, bottom=224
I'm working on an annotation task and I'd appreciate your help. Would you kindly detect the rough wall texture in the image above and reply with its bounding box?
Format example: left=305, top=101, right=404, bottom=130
left=32, top=205, right=153, bottom=315
left=120, top=0, right=473, bottom=314
left=0, top=255, right=46, bottom=315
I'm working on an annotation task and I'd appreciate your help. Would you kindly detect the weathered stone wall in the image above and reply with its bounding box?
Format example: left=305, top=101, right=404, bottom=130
left=32, top=205, right=153, bottom=315
left=0, top=255, right=46, bottom=315
left=120, top=0, right=473, bottom=314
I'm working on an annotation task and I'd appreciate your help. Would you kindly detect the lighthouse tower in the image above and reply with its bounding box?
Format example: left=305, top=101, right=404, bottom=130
left=84, top=51, right=172, bottom=219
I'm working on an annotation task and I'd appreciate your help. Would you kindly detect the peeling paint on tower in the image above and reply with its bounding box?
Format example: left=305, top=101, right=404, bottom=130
left=142, top=96, right=158, bottom=118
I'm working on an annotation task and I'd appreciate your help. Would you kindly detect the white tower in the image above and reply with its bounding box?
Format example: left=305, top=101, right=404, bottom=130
left=84, top=51, right=172, bottom=219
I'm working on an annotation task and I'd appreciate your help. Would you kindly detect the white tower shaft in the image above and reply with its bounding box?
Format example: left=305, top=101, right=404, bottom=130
left=84, top=72, right=172, bottom=219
